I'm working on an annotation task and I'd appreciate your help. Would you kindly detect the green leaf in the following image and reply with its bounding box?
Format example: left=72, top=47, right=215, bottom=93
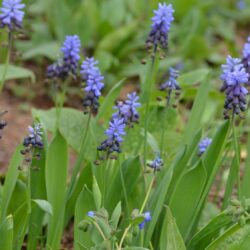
left=110, top=201, right=121, bottom=230
left=0, top=64, right=35, bottom=83
left=0, top=145, right=23, bottom=222
left=183, top=74, right=210, bottom=144
left=93, top=177, right=102, bottom=210
left=206, top=220, right=250, bottom=250
left=0, top=215, right=13, bottom=250
left=178, top=69, right=210, bottom=86
left=95, top=78, right=125, bottom=121
left=188, top=212, right=232, bottom=250
left=169, top=161, right=207, bottom=240
left=46, top=131, right=68, bottom=250
left=32, top=199, right=53, bottom=216
left=21, top=42, right=61, bottom=60
left=74, top=186, right=95, bottom=250
left=160, top=206, right=186, bottom=250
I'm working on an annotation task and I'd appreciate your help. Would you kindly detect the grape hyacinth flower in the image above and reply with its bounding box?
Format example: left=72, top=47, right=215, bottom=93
left=0, top=0, right=25, bottom=30
left=242, top=36, right=250, bottom=84
left=198, top=137, right=212, bottom=156
left=87, top=211, right=95, bottom=217
left=113, top=92, right=141, bottom=126
left=159, top=67, right=180, bottom=106
left=147, top=153, right=164, bottom=172
left=220, top=55, right=249, bottom=119
left=146, top=3, right=174, bottom=51
left=139, top=212, right=151, bottom=230
left=97, top=118, right=126, bottom=155
left=47, top=35, right=81, bottom=80
left=81, top=57, right=104, bottom=114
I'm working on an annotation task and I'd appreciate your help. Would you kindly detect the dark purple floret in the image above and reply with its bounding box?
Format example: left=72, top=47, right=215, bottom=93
left=113, top=92, right=141, bottom=126
left=147, top=153, right=164, bottom=171
left=198, top=137, right=212, bottom=156
left=47, top=35, right=81, bottom=80
left=0, top=0, right=25, bottom=30
left=23, top=123, right=43, bottom=150
left=97, top=118, right=126, bottom=155
left=146, top=3, right=174, bottom=50
left=0, top=111, right=7, bottom=139
left=81, top=57, right=104, bottom=114
left=220, top=55, right=249, bottom=119
left=159, top=67, right=180, bottom=106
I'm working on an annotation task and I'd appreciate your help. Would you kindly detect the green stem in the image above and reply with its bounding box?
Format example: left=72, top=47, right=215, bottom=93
left=67, top=112, right=92, bottom=198
left=143, top=46, right=158, bottom=169
left=0, top=32, right=12, bottom=92
left=93, top=221, right=107, bottom=241
left=232, top=116, right=241, bottom=198
left=140, top=176, right=154, bottom=213
left=118, top=224, right=132, bottom=250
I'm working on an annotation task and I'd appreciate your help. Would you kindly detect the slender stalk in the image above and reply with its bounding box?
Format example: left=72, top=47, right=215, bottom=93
left=67, top=112, right=91, bottom=198
left=93, top=221, right=107, bottom=241
left=0, top=31, right=12, bottom=92
left=232, top=115, right=241, bottom=198
left=160, top=89, right=172, bottom=154
left=118, top=224, right=132, bottom=250
left=143, top=45, right=158, bottom=169
left=140, top=176, right=154, bottom=213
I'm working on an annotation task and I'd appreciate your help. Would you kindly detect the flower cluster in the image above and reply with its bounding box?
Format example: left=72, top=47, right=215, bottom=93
left=147, top=153, right=164, bottom=172
left=98, top=92, right=140, bottom=156
left=198, top=137, right=212, bottom=156
left=220, top=55, right=249, bottom=119
left=159, top=67, right=180, bottom=106
left=242, top=36, right=250, bottom=84
left=0, top=0, right=25, bottom=30
left=146, top=3, right=174, bottom=51
left=139, top=212, right=151, bottom=230
left=80, top=57, right=104, bottom=114
left=112, top=92, right=141, bottom=127
left=47, top=35, right=81, bottom=80
left=97, top=118, right=126, bottom=155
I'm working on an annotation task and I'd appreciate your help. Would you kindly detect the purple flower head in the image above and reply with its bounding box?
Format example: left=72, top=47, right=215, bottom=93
left=139, top=211, right=151, bottom=230
left=198, top=137, right=212, bottom=156
left=236, top=0, right=246, bottom=10
left=147, top=153, right=164, bottom=171
left=113, top=92, right=141, bottom=126
left=221, top=56, right=248, bottom=86
left=159, top=67, right=180, bottom=106
left=23, top=123, right=43, bottom=149
left=47, top=35, right=81, bottom=80
left=160, top=67, right=180, bottom=91
left=81, top=57, right=104, bottom=114
left=146, top=3, right=174, bottom=50
left=0, top=0, right=25, bottom=30
left=221, top=56, right=249, bottom=118
left=98, top=118, right=126, bottom=155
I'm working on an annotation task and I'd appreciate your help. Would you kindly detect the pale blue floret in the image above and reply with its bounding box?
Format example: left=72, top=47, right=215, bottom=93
left=198, top=137, right=212, bottom=156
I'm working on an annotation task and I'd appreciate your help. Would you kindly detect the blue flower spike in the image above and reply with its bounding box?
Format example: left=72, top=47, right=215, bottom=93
left=81, top=57, right=104, bottom=114
left=159, top=67, right=180, bottom=106
left=198, top=137, right=212, bottom=156
left=47, top=35, right=81, bottom=80
left=146, top=2, right=174, bottom=51
left=220, top=55, right=249, bottom=119
left=147, top=153, right=164, bottom=172
left=0, top=0, right=25, bottom=30
left=113, top=92, right=141, bottom=127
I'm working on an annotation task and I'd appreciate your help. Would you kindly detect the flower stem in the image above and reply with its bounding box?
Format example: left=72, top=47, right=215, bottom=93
left=67, top=112, right=91, bottom=198
left=140, top=176, right=154, bottom=213
left=143, top=45, right=158, bottom=169
left=0, top=32, right=12, bottom=93
left=118, top=224, right=132, bottom=250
